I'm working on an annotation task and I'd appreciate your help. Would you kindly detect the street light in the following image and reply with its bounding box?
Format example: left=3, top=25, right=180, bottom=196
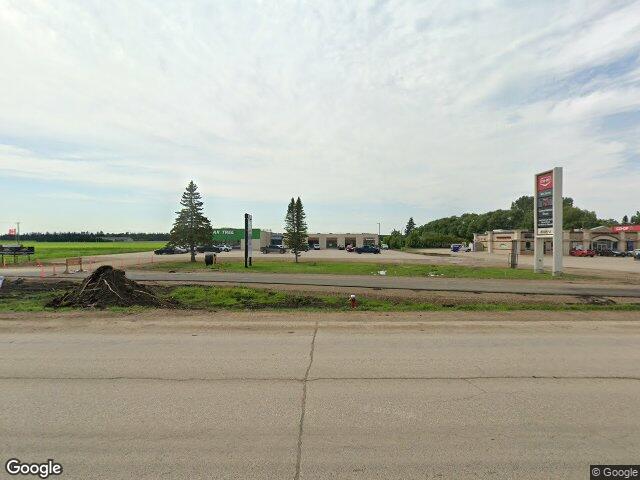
left=377, top=222, right=381, bottom=246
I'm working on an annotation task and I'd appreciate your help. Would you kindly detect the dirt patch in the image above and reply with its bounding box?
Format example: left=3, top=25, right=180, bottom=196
left=0, top=278, right=77, bottom=296
left=47, top=266, right=172, bottom=309
left=578, top=295, right=617, bottom=306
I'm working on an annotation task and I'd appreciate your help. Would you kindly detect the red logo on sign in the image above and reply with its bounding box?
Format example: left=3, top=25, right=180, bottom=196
left=611, top=225, right=640, bottom=233
left=537, top=173, right=553, bottom=191
left=8, top=228, right=16, bottom=235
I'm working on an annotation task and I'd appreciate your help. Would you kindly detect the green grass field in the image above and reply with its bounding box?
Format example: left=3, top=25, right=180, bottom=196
left=1, top=285, right=638, bottom=312
left=143, top=259, right=581, bottom=280
left=10, top=241, right=166, bottom=262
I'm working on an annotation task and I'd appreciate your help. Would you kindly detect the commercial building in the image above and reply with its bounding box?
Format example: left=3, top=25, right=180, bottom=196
left=474, top=225, right=640, bottom=255
left=212, top=228, right=379, bottom=251
left=305, top=233, right=379, bottom=249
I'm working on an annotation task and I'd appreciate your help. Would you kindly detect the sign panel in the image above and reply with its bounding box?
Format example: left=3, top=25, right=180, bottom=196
left=244, top=213, right=252, bottom=267
left=8, top=228, right=16, bottom=235
left=246, top=215, right=252, bottom=256
left=611, top=225, right=640, bottom=233
left=533, top=167, right=563, bottom=276
left=536, top=170, right=554, bottom=237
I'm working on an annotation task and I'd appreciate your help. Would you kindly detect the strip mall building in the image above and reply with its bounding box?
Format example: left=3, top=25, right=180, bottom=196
left=474, top=225, right=640, bottom=255
left=212, top=228, right=379, bottom=251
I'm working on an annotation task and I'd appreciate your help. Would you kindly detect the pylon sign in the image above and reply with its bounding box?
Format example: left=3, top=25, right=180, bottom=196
left=244, top=213, right=252, bottom=268
left=534, top=167, right=563, bottom=275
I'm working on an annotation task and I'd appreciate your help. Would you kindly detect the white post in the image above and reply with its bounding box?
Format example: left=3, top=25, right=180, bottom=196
left=552, top=167, right=563, bottom=276
left=534, top=237, right=544, bottom=273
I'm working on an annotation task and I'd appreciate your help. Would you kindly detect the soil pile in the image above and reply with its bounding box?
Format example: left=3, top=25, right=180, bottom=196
left=47, top=266, right=170, bottom=309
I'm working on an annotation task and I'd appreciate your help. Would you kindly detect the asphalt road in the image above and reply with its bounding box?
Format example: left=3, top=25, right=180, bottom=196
left=1, top=311, right=639, bottom=479
left=2, top=268, right=640, bottom=297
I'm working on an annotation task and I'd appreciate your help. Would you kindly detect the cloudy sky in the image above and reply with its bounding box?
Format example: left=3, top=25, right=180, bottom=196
left=1, top=0, right=639, bottom=234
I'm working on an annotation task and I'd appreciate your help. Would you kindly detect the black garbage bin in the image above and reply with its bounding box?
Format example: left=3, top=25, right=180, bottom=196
left=204, top=253, right=215, bottom=266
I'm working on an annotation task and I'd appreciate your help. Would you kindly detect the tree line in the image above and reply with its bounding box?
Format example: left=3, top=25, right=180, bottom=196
left=0, top=231, right=171, bottom=242
left=386, top=196, right=638, bottom=249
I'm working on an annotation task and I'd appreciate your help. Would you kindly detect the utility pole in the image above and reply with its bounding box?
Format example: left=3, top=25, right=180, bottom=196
left=16, top=221, right=20, bottom=244
left=377, top=222, right=381, bottom=246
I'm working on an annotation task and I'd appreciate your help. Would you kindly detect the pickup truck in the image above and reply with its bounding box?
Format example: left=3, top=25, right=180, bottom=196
left=570, top=247, right=595, bottom=257
left=355, top=245, right=381, bottom=254
left=261, top=245, right=286, bottom=254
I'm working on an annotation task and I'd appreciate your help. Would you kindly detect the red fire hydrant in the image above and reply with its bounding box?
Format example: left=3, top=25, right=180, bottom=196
left=349, top=294, right=357, bottom=309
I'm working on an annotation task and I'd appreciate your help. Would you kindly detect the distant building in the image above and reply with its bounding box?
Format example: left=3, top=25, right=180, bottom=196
left=211, top=227, right=379, bottom=251
left=99, top=236, right=135, bottom=242
left=474, top=226, right=640, bottom=255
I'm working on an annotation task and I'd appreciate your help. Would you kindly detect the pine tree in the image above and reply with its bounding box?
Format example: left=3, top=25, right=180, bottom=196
left=170, top=181, right=213, bottom=262
left=632, top=211, right=640, bottom=224
left=622, top=215, right=629, bottom=224
left=283, top=196, right=308, bottom=263
left=405, top=217, right=416, bottom=236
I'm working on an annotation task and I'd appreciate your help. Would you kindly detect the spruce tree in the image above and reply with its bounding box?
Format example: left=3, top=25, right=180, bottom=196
left=170, top=181, right=213, bottom=262
left=622, top=215, right=629, bottom=224
left=405, top=217, right=416, bottom=236
left=283, top=196, right=308, bottom=263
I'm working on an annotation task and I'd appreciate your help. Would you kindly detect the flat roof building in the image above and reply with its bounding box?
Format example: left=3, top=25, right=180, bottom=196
left=474, top=226, right=640, bottom=255
left=212, top=228, right=379, bottom=251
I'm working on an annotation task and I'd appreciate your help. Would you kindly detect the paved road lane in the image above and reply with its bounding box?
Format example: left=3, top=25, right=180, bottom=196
left=1, top=313, right=639, bottom=479
left=3, top=269, right=640, bottom=297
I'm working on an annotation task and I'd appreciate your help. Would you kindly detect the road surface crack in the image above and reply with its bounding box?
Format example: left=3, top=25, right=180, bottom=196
left=294, top=322, right=318, bottom=480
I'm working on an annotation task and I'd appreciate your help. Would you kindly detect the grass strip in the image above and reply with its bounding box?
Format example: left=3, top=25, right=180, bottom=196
left=143, top=260, right=584, bottom=281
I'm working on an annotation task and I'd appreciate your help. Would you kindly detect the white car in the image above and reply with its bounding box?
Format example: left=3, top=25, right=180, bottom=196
left=313, top=244, right=320, bottom=250
left=381, top=243, right=389, bottom=250
left=219, top=245, right=232, bottom=252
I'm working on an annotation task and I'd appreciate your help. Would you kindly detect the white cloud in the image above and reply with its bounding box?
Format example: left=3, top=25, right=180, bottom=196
left=0, top=0, right=639, bottom=231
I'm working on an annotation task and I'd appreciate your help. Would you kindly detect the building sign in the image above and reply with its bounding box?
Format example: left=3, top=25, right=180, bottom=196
left=611, top=225, right=640, bottom=233
left=533, top=167, right=563, bottom=275
left=8, top=228, right=16, bottom=235
left=536, top=170, right=554, bottom=237
left=244, top=214, right=252, bottom=267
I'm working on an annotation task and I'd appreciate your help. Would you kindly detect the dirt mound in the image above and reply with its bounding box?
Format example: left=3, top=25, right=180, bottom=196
left=47, top=265, right=170, bottom=309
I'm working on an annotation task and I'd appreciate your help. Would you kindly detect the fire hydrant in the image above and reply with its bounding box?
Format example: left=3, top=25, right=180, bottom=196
left=349, top=294, right=357, bottom=309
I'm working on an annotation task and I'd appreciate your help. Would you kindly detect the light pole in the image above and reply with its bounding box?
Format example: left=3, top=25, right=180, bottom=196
left=377, top=222, right=381, bottom=246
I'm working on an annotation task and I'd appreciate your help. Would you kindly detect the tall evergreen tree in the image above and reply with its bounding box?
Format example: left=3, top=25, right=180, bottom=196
left=622, top=215, right=629, bottom=224
left=283, top=196, right=308, bottom=263
left=170, top=181, right=213, bottom=262
left=405, top=217, right=416, bottom=236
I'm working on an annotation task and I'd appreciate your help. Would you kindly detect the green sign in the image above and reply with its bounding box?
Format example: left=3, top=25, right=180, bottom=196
left=212, top=228, right=260, bottom=242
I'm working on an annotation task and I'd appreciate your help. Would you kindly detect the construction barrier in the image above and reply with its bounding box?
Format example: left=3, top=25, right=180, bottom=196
left=64, top=257, right=83, bottom=274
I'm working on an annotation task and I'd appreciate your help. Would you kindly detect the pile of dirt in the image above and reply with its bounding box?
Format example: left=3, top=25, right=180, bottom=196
left=47, top=266, right=171, bottom=309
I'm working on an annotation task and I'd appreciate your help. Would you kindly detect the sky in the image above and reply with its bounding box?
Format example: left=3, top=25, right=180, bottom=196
left=1, top=0, right=639, bottom=234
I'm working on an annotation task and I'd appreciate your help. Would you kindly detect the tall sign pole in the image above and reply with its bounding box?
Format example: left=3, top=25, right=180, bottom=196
left=244, top=213, right=252, bottom=268
left=534, top=167, right=563, bottom=275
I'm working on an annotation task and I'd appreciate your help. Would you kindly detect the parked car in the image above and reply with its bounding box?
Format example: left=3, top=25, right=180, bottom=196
left=355, top=245, right=380, bottom=254
left=219, top=245, right=232, bottom=252
left=381, top=243, right=389, bottom=250
left=611, top=250, right=629, bottom=257
left=345, top=245, right=355, bottom=252
left=338, top=245, right=345, bottom=250
left=196, top=245, right=222, bottom=253
left=632, top=249, right=640, bottom=260
left=313, top=244, right=320, bottom=250
left=261, top=245, right=286, bottom=254
left=570, top=247, right=595, bottom=257
left=154, top=245, right=188, bottom=255
left=596, top=249, right=613, bottom=256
